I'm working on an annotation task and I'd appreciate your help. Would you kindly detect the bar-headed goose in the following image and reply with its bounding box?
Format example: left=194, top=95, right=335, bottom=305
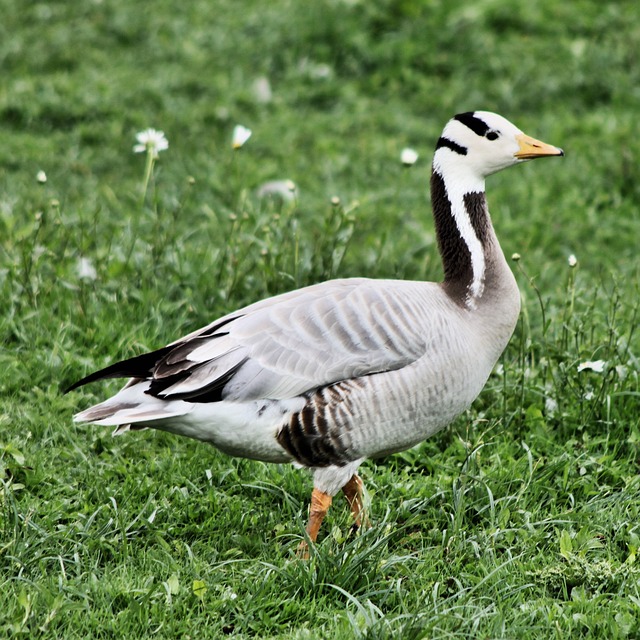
left=68, top=111, right=563, bottom=550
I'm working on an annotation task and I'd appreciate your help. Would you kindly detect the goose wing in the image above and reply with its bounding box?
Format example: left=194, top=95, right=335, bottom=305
left=69, top=278, right=438, bottom=402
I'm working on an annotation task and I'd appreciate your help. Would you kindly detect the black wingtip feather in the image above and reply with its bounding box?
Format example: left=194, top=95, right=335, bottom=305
left=149, top=357, right=249, bottom=402
left=64, top=344, right=177, bottom=394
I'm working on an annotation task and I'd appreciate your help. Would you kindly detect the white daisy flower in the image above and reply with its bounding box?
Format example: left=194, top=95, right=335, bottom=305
left=37, top=170, right=47, bottom=183
left=401, top=148, right=419, bottom=166
left=252, top=77, right=272, bottom=104
left=232, top=125, right=252, bottom=149
left=257, top=179, right=297, bottom=201
left=76, top=257, right=97, bottom=281
left=577, top=360, right=606, bottom=373
left=133, top=128, right=169, bottom=158
left=545, top=396, right=558, bottom=415
left=568, top=254, right=577, bottom=267
left=615, top=365, right=628, bottom=381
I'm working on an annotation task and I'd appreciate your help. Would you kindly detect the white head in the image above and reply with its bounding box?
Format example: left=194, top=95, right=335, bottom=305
left=430, top=111, right=563, bottom=308
left=433, top=111, right=563, bottom=184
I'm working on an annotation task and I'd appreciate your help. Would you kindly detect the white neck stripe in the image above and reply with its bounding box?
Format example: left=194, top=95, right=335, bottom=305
left=434, top=157, right=486, bottom=307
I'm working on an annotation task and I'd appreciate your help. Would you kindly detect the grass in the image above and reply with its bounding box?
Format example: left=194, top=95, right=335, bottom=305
left=1, top=0, right=640, bottom=637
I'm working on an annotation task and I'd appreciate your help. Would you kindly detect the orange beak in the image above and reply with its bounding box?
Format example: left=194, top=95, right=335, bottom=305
left=514, top=133, right=564, bottom=159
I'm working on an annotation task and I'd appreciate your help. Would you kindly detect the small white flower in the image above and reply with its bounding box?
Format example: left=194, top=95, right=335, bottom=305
left=252, top=77, right=272, bottom=104
left=311, top=63, right=332, bottom=79
left=615, top=365, right=628, bottom=381
left=37, top=170, right=47, bottom=183
left=257, top=179, right=297, bottom=201
left=568, top=254, right=577, bottom=268
left=577, top=360, right=606, bottom=373
left=133, top=128, right=169, bottom=158
left=299, top=59, right=334, bottom=80
left=232, top=125, right=252, bottom=149
left=545, top=396, right=558, bottom=415
left=400, top=147, right=419, bottom=166
left=76, top=257, right=97, bottom=281
left=511, top=253, right=521, bottom=262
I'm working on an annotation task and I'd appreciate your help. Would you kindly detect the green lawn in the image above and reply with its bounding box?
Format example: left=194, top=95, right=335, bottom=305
left=1, top=1, right=639, bottom=637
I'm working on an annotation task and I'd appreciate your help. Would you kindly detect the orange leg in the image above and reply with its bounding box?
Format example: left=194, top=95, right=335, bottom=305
left=342, top=473, right=368, bottom=529
left=297, top=488, right=332, bottom=558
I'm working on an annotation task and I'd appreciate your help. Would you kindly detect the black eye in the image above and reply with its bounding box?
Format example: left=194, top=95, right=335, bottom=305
left=486, top=131, right=499, bottom=141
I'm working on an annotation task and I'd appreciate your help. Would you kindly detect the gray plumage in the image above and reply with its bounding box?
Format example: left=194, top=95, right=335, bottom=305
left=69, top=111, right=563, bottom=542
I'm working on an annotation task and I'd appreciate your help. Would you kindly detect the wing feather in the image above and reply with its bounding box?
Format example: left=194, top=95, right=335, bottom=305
left=69, top=278, right=444, bottom=403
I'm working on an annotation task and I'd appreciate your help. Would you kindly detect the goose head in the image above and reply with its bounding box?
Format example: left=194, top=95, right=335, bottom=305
left=434, top=111, right=564, bottom=187
left=430, top=111, right=563, bottom=308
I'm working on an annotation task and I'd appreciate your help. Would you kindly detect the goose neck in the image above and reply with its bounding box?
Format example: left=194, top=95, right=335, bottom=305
left=431, top=166, right=496, bottom=309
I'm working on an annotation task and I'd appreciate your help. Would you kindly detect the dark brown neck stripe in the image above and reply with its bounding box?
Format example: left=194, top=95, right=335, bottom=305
left=431, top=170, right=490, bottom=303
left=463, top=191, right=491, bottom=246
left=431, top=171, right=473, bottom=289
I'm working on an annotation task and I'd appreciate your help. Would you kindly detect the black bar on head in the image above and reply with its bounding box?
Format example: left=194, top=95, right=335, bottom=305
left=435, top=136, right=468, bottom=156
left=454, top=112, right=489, bottom=137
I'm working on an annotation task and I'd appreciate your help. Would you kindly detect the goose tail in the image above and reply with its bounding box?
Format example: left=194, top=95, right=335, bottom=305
left=73, top=381, right=192, bottom=430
